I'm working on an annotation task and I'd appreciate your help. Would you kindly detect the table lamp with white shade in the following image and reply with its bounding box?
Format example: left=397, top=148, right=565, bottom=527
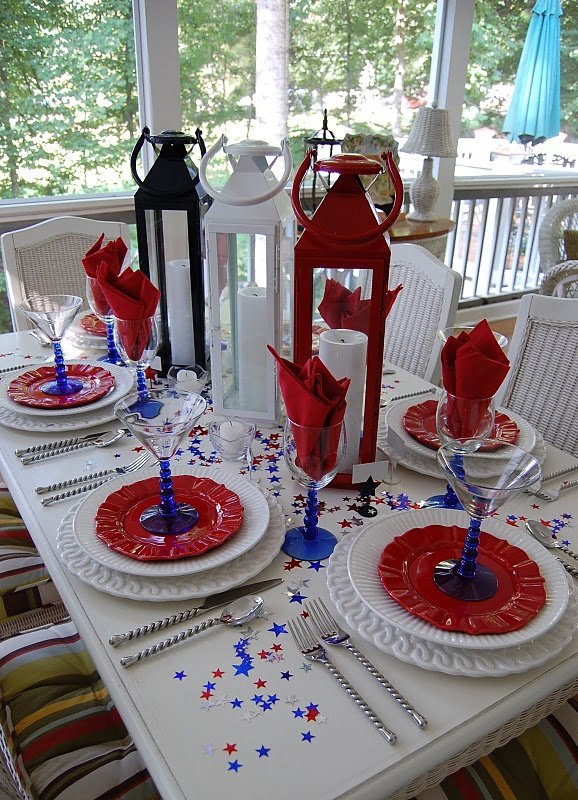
left=401, top=101, right=457, bottom=222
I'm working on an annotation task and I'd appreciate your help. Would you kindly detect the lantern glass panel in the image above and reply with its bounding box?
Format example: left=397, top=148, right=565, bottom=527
left=217, top=231, right=271, bottom=414
left=312, top=266, right=371, bottom=334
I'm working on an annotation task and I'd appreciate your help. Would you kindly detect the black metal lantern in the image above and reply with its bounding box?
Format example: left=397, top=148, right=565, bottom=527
left=130, top=127, right=208, bottom=373
left=303, top=110, right=342, bottom=212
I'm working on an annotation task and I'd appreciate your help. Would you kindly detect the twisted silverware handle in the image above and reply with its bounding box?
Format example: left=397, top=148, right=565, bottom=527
left=22, top=440, right=94, bottom=464
left=121, top=617, right=220, bottom=667
left=0, top=364, right=27, bottom=375
left=345, top=643, right=427, bottom=728
left=36, top=468, right=115, bottom=495
left=319, top=656, right=397, bottom=743
left=16, top=435, right=93, bottom=457
left=41, top=478, right=112, bottom=506
left=110, top=607, right=203, bottom=647
left=558, top=556, right=578, bottom=577
left=380, top=388, right=435, bottom=408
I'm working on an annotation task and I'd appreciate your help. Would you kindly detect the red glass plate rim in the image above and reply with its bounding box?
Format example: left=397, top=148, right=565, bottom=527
left=94, top=476, right=244, bottom=561
left=377, top=524, right=547, bottom=635
left=402, top=399, right=520, bottom=451
left=81, top=313, right=107, bottom=337
left=7, top=364, right=115, bottom=409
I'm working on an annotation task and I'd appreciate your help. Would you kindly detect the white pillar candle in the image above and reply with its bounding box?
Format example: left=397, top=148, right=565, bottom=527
left=319, top=329, right=368, bottom=474
left=237, top=286, right=267, bottom=412
left=166, top=259, right=196, bottom=365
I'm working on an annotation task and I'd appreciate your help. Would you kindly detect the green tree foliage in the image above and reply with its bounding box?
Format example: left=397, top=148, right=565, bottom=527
left=1, top=0, right=577, bottom=201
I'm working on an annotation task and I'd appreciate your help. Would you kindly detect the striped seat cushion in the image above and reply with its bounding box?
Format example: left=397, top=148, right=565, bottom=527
left=0, top=621, right=160, bottom=800
left=415, top=696, right=578, bottom=800
left=0, top=489, right=51, bottom=601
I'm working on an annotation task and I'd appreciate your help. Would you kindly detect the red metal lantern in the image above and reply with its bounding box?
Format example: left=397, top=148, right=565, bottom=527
left=291, top=150, right=403, bottom=488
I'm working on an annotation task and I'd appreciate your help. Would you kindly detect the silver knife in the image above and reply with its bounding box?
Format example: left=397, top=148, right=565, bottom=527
left=525, top=463, right=578, bottom=495
left=109, top=578, right=284, bottom=647
left=41, top=477, right=113, bottom=505
left=16, top=431, right=107, bottom=458
left=380, top=388, right=436, bottom=408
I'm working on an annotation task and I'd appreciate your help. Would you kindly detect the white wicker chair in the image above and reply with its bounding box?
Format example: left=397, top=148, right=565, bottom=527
left=496, top=293, right=578, bottom=457
left=539, top=259, right=578, bottom=298
left=384, top=243, right=462, bottom=383
left=0, top=216, right=130, bottom=331
left=538, top=197, right=578, bottom=271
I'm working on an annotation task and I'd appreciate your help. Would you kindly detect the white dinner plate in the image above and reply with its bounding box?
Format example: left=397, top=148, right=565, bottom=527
left=379, top=400, right=545, bottom=479
left=346, top=508, right=569, bottom=650
left=327, top=531, right=577, bottom=677
left=57, top=489, right=284, bottom=601
left=0, top=361, right=132, bottom=417
left=73, top=465, right=270, bottom=577
left=68, top=312, right=108, bottom=350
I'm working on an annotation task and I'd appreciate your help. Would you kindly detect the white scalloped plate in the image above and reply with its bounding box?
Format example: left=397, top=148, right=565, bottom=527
left=379, top=401, right=546, bottom=479
left=346, top=508, right=569, bottom=650
left=56, top=490, right=284, bottom=601
left=0, top=361, right=132, bottom=417
left=73, top=466, right=270, bottom=577
left=327, top=532, right=577, bottom=677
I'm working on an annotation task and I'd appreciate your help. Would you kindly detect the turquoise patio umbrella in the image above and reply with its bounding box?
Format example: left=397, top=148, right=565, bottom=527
left=503, top=0, right=562, bottom=146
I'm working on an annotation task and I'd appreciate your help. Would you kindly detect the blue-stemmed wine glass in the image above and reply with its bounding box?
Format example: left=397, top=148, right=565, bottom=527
left=282, top=418, right=346, bottom=560
left=86, top=276, right=123, bottom=365
left=19, top=294, right=83, bottom=396
left=114, top=315, right=159, bottom=395
left=435, top=440, right=541, bottom=601
left=114, top=389, right=206, bottom=535
left=425, top=390, right=496, bottom=507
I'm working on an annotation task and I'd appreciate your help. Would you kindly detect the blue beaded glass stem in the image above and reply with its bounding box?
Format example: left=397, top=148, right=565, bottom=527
left=457, top=518, right=482, bottom=578
left=53, top=342, right=69, bottom=391
left=136, top=366, right=147, bottom=394
left=105, top=320, right=121, bottom=364
left=158, top=459, right=178, bottom=518
left=303, top=488, right=320, bottom=540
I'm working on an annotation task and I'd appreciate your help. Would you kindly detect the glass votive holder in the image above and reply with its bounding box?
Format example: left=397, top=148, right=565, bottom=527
left=166, top=364, right=208, bottom=395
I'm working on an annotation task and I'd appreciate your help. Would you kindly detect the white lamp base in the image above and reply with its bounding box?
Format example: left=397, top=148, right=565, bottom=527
left=406, top=157, right=439, bottom=222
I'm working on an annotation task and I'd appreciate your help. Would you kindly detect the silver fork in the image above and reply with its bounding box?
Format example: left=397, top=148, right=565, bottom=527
left=35, top=452, right=152, bottom=495
left=533, top=478, right=578, bottom=503
left=39, top=455, right=155, bottom=506
left=287, top=616, right=397, bottom=743
left=306, top=599, right=427, bottom=728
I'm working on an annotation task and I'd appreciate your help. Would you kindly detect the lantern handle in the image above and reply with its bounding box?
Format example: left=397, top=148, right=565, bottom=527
left=291, top=150, right=404, bottom=244
left=199, top=135, right=293, bottom=206
left=130, top=127, right=151, bottom=191
left=130, top=126, right=206, bottom=197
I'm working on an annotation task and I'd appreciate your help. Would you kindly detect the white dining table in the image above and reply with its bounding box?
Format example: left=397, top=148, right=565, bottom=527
left=0, top=330, right=576, bottom=800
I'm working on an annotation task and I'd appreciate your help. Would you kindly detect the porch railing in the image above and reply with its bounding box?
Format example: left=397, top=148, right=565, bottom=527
left=445, top=173, right=578, bottom=302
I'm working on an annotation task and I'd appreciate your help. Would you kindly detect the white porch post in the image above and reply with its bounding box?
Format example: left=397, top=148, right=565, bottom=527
left=428, top=0, right=476, bottom=218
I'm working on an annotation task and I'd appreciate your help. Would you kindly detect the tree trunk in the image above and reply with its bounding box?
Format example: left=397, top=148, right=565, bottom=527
left=393, top=0, right=408, bottom=137
left=254, top=0, right=289, bottom=142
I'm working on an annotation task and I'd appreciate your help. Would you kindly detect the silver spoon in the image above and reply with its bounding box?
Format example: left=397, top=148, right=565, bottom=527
left=120, top=595, right=265, bottom=668
left=525, top=520, right=578, bottom=563
left=21, top=428, right=127, bottom=464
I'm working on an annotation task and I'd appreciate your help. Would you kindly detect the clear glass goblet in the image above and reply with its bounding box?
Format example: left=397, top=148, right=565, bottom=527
left=85, top=276, right=123, bottom=365
left=435, top=440, right=541, bottom=601
left=209, top=418, right=257, bottom=481
left=282, top=418, right=346, bottom=560
left=19, top=294, right=84, bottom=396
left=114, top=315, right=159, bottom=396
left=426, top=391, right=496, bottom=508
left=437, top=326, right=509, bottom=350
left=114, top=389, right=206, bottom=535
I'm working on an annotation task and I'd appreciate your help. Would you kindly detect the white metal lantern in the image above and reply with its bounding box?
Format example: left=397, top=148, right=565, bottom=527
left=199, top=136, right=295, bottom=422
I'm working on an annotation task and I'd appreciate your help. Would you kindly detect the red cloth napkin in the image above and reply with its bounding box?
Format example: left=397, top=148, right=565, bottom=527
left=440, top=319, right=510, bottom=438
left=96, top=263, right=160, bottom=361
left=318, top=279, right=402, bottom=336
left=268, top=346, right=350, bottom=481
left=82, top=235, right=128, bottom=316
left=82, top=235, right=128, bottom=278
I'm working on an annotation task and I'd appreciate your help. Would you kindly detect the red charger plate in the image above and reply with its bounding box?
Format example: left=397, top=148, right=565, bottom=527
left=7, top=364, right=115, bottom=410
left=377, top=524, right=546, bottom=635
left=95, top=475, right=244, bottom=561
left=402, top=399, right=520, bottom=451
left=81, top=313, right=107, bottom=337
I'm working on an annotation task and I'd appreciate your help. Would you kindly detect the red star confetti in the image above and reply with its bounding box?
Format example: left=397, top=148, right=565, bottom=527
left=223, top=743, right=237, bottom=754
left=254, top=678, right=267, bottom=688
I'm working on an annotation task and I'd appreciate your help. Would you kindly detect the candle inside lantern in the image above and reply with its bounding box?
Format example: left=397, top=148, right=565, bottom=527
left=166, top=259, right=196, bottom=365
left=237, top=286, right=267, bottom=412
left=319, top=329, right=368, bottom=473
